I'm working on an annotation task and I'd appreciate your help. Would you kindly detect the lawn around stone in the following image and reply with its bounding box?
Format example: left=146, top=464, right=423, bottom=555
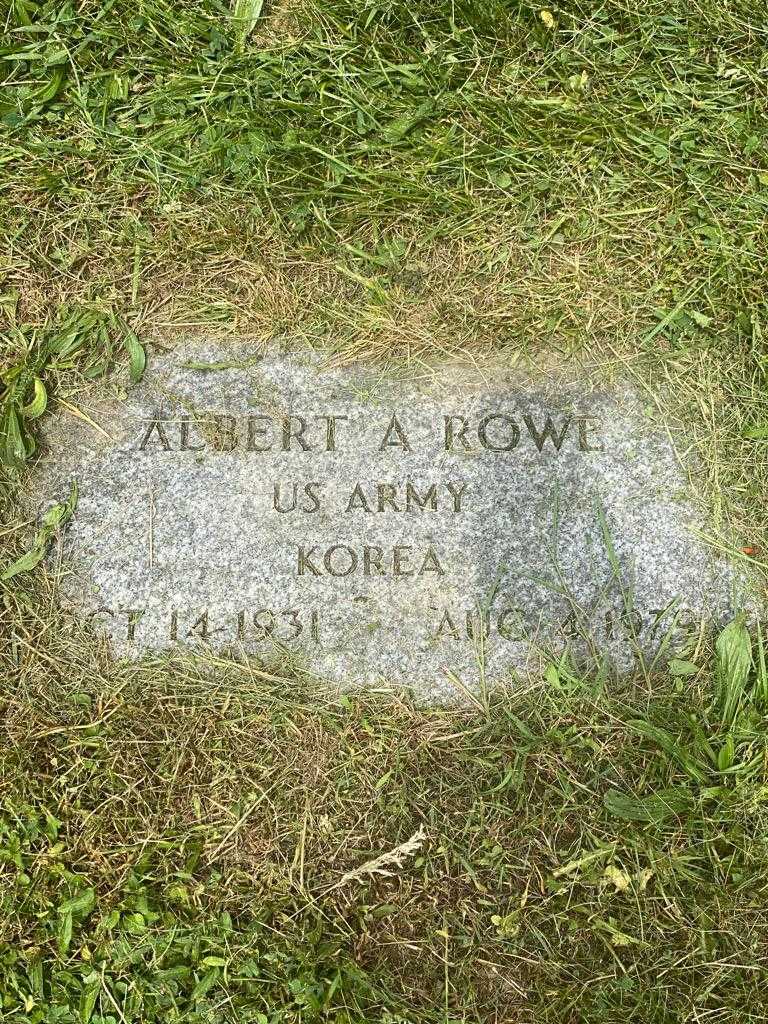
left=2, top=1, right=768, bottom=1021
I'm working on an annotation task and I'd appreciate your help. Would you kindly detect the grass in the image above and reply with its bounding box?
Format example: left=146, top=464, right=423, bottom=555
left=2, top=604, right=768, bottom=1022
left=2, top=0, right=768, bottom=1020
left=2, top=609, right=768, bottom=1021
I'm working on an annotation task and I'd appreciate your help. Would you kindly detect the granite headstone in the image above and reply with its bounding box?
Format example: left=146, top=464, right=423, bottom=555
left=23, top=341, right=752, bottom=696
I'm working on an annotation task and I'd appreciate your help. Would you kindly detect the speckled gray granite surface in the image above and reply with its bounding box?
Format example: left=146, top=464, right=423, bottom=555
left=23, top=340, right=753, bottom=697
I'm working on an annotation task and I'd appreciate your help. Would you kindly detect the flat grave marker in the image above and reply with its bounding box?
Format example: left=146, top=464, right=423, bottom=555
left=24, top=341, right=751, bottom=696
